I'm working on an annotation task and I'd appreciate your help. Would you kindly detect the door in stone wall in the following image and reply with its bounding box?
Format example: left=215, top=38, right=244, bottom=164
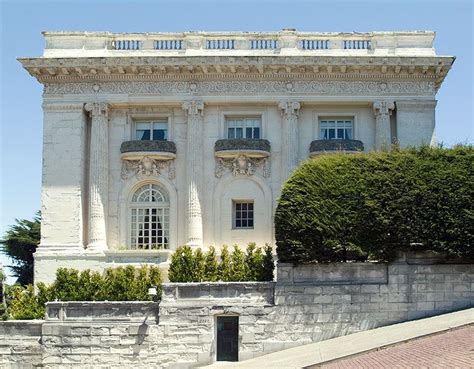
left=216, top=316, right=239, bottom=361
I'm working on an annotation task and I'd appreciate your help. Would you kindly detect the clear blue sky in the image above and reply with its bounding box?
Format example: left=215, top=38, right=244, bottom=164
left=0, top=0, right=472, bottom=283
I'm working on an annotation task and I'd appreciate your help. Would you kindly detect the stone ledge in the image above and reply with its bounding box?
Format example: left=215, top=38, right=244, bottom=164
left=162, top=282, right=275, bottom=306
left=277, top=263, right=388, bottom=285
left=45, top=301, right=158, bottom=322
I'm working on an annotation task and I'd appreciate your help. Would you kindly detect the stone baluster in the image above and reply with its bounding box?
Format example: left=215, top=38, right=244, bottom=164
left=279, top=100, right=301, bottom=180
left=373, top=100, right=395, bottom=151
left=182, top=100, right=204, bottom=248
left=84, top=102, right=109, bottom=252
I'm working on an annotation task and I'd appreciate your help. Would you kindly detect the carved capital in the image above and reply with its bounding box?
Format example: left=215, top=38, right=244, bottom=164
left=279, top=100, right=301, bottom=117
left=373, top=100, right=395, bottom=117
left=182, top=100, right=204, bottom=116
left=84, top=102, right=108, bottom=118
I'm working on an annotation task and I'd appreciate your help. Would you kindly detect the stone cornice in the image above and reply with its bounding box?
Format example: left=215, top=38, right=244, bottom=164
left=19, top=55, right=454, bottom=91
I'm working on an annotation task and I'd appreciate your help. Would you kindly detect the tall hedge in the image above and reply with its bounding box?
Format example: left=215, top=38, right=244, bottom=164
left=275, top=146, right=473, bottom=264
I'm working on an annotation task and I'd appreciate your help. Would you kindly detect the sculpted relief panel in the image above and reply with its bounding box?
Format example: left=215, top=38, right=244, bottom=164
left=44, top=80, right=436, bottom=96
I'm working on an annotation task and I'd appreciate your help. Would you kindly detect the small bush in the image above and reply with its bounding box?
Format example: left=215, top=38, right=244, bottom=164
left=219, top=245, right=232, bottom=282
left=193, top=248, right=206, bottom=282
left=275, top=146, right=474, bottom=264
left=4, top=265, right=163, bottom=320
left=228, top=245, right=247, bottom=281
left=167, top=245, right=195, bottom=282
left=204, top=246, right=219, bottom=282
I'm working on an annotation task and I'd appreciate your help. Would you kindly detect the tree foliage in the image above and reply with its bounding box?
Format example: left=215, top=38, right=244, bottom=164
left=0, top=212, right=40, bottom=285
left=275, top=146, right=474, bottom=264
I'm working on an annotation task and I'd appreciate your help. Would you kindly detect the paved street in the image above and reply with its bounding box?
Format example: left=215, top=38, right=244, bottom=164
left=322, top=325, right=474, bottom=369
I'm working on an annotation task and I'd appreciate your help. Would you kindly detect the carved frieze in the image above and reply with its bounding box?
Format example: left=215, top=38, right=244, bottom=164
left=121, top=156, right=175, bottom=180
left=44, top=80, right=436, bottom=96
left=215, top=155, right=270, bottom=178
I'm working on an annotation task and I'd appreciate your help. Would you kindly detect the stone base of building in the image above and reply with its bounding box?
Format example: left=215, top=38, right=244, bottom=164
left=2, top=257, right=473, bottom=368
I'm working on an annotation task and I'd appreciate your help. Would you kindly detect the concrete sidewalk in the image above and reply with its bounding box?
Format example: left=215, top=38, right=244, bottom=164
left=201, top=308, right=474, bottom=369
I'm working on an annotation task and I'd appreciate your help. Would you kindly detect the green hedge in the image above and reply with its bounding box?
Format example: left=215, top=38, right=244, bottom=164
left=3, top=265, right=162, bottom=320
left=275, top=146, right=474, bottom=264
left=168, top=244, right=274, bottom=282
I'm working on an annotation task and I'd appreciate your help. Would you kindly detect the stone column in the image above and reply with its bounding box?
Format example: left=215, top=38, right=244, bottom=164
left=84, top=102, right=109, bottom=253
left=373, top=100, right=395, bottom=151
left=279, top=100, right=301, bottom=179
left=182, top=100, right=204, bottom=248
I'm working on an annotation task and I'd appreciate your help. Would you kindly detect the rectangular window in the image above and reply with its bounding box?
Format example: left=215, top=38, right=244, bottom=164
left=227, top=118, right=261, bottom=139
left=233, top=201, right=254, bottom=229
left=135, top=120, right=168, bottom=141
left=320, top=119, right=353, bottom=140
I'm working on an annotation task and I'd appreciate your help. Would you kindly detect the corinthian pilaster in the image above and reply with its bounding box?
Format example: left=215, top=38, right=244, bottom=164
left=373, top=100, right=395, bottom=151
left=182, top=100, right=204, bottom=248
left=279, top=100, right=301, bottom=179
left=84, top=102, right=109, bottom=253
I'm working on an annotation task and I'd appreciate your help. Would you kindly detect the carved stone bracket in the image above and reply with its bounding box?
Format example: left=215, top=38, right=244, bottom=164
left=121, top=156, right=175, bottom=180
left=84, top=102, right=108, bottom=118
left=215, top=155, right=270, bottom=178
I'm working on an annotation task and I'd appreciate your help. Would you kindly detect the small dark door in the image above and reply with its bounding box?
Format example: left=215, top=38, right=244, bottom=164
left=216, top=316, right=239, bottom=361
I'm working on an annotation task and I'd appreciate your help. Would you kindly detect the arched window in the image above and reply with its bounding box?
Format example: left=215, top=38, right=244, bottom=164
left=130, top=183, right=169, bottom=249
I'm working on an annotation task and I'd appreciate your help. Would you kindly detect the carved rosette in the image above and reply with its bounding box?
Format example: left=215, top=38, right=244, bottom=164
left=121, top=157, right=175, bottom=180
left=84, top=102, right=109, bottom=253
left=215, top=155, right=270, bottom=178
left=183, top=100, right=204, bottom=248
left=373, top=100, right=395, bottom=150
left=279, top=100, right=301, bottom=179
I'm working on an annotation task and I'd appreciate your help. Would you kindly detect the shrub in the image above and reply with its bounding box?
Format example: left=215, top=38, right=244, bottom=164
left=219, top=245, right=232, bottom=282
left=168, top=243, right=275, bottom=282
left=275, top=146, right=474, bottom=264
left=4, top=265, right=163, bottom=320
left=168, top=245, right=195, bottom=282
left=193, top=248, right=206, bottom=282
left=228, top=245, right=247, bottom=281
left=204, top=246, right=219, bottom=282
left=261, top=244, right=275, bottom=281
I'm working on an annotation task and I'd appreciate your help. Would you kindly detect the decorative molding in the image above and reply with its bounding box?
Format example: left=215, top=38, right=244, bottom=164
left=278, top=100, right=300, bottom=116
left=84, top=102, right=108, bottom=117
left=121, top=156, right=175, bottom=180
left=215, top=155, right=270, bottom=178
left=44, top=80, right=436, bottom=96
left=182, top=100, right=204, bottom=116
left=373, top=100, right=395, bottom=116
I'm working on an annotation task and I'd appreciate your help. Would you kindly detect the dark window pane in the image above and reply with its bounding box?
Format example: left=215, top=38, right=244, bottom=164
left=253, top=127, right=260, bottom=139
left=329, top=129, right=335, bottom=139
left=236, top=220, right=241, bottom=227
left=153, top=129, right=167, bottom=140
left=246, top=127, right=253, bottom=138
left=248, top=219, right=254, bottom=227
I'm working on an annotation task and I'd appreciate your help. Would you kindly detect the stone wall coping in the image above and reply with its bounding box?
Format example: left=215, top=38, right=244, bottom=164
left=163, top=281, right=274, bottom=287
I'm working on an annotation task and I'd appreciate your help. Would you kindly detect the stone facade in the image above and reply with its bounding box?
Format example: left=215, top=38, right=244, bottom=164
left=0, top=257, right=472, bottom=368
left=19, top=30, right=454, bottom=283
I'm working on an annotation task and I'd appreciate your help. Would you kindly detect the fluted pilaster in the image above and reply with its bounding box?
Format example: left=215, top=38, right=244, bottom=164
left=182, top=100, right=204, bottom=248
left=84, top=102, right=109, bottom=252
left=373, top=100, right=395, bottom=151
left=279, top=100, right=301, bottom=179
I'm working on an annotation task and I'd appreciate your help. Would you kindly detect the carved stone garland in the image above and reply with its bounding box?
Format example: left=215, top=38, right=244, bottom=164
left=121, top=157, right=175, bottom=180
left=215, top=155, right=270, bottom=178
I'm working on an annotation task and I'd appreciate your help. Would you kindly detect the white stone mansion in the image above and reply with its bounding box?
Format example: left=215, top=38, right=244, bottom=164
left=20, top=30, right=453, bottom=283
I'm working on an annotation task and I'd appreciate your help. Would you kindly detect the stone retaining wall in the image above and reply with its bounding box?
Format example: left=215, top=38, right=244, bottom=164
left=0, top=258, right=472, bottom=368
